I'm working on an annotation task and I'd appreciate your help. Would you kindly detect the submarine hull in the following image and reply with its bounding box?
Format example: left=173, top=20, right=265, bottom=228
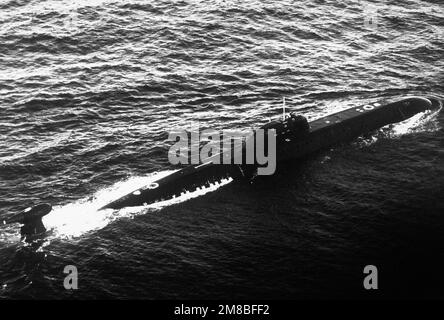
left=277, top=96, right=440, bottom=162
left=100, top=96, right=441, bottom=210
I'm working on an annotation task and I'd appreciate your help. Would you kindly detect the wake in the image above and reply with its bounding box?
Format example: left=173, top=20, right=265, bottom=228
left=38, top=170, right=231, bottom=242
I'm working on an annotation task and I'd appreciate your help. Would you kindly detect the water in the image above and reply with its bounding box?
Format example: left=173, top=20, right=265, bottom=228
left=0, top=0, right=443, bottom=299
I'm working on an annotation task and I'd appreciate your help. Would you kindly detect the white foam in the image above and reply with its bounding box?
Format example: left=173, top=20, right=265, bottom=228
left=37, top=171, right=233, bottom=241
left=356, top=105, right=441, bottom=147
left=390, top=106, right=441, bottom=136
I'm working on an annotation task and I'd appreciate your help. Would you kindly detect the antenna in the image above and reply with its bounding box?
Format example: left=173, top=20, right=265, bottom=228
left=282, top=97, right=286, bottom=120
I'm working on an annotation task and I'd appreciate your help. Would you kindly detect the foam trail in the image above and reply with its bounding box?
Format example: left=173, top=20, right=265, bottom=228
left=355, top=105, right=442, bottom=147
left=40, top=170, right=233, bottom=240
left=390, top=105, right=441, bottom=136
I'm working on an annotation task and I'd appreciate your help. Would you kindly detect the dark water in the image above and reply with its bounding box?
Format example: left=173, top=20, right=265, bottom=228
left=0, top=0, right=443, bottom=299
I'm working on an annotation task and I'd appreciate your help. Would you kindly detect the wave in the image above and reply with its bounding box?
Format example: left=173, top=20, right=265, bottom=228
left=0, top=169, right=233, bottom=246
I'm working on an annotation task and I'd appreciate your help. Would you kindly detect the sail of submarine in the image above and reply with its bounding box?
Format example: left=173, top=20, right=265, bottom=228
left=99, top=96, right=441, bottom=210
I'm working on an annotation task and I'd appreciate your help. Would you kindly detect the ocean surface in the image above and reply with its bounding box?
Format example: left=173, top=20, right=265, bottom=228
left=0, top=0, right=443, bottom=299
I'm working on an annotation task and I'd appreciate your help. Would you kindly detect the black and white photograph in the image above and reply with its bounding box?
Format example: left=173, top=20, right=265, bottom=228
left=0, top=0, right=443, bottom=309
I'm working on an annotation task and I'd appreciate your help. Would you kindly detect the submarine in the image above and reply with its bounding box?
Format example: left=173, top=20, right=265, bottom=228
left=100, top=96, right=441, bottom=210
left=5, top=95, right=441, bottom=239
